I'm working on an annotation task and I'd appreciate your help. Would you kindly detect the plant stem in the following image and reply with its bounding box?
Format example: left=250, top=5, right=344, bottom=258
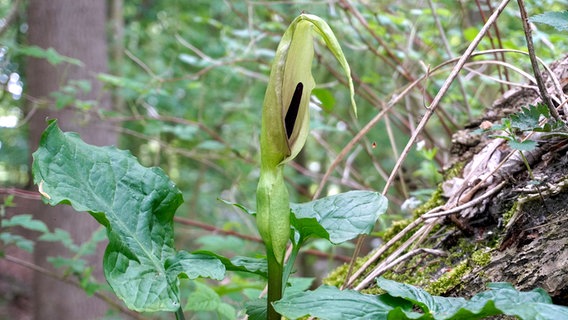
left=282, top=241, right=301, bottom=288
left=267, top=249, right=283, bottom=320
left=175, top=306, right=186, bottom=320
left=518, top=150, right=533, bottom=180
left=518, top=150, right=550, bottom=213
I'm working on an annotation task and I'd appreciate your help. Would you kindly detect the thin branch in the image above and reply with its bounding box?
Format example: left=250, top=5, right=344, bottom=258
left=313, top=47, right=537, bottom=200
left=313, top=104, right=393, bottom=199
left=338, top=0, right=410, bottom=81
left=356, top=134, right=542, bottom=283
left=174, top=33, right=268, bottom=82
left=348, top=181, right=505, bottom=290
left=474, top=0, right=507, bottom=94
left=358, top=248, right=447, bottom=286
left=427, top=0, right=472, bottom=120
left=110, top=114, right=248, bottom=162
left=465, top=60, right=536, bottom=84
left=174, top=216, right=262, bottom=243
left=287, top=161, right=369, bottom=191
left=174, top=215, right=351, bottom=263
left=381, top=0, right=512, bottom=196
left=516, top=0, right=559, bottom=120
left=485, top=0, right=511, bottom=84
left=125, top=49, right=158, bottom=79
left=0, top=187, right=42, bottom=200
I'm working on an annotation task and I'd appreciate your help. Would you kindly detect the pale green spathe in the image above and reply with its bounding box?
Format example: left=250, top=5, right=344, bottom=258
left=257, top=14, right=357, bottom=265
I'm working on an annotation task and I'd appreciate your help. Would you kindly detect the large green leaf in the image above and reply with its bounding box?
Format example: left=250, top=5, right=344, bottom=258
left=273, top=277, right=568, bottom=320
left=32, top=121, right=224, bottom=312
left=464, top=283, right=568, bottom=320
left=290, top=190, right=387, bottom=244
left=222, top=191, right=387, bottom=245
left=273, top=285, right=401, bottom=320
left=194, top=250, right=268, bottom=278
left=377, top=277, right=468, bottom=319
left=243, top=277, right=315, bottom=320
left=376, top=277, right=568, bottom=320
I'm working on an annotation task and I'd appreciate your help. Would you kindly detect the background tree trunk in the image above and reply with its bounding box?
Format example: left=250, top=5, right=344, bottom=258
left=26, top=1, right=116, bottom=318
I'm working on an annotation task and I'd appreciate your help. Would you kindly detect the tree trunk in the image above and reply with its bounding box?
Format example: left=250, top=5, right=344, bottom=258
left=26, top=1, right=116, bottom=318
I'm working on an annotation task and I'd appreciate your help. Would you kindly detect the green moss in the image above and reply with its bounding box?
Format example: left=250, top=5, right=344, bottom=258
left=323, top=233, right=493, bottom=299
left=322, top=219, right=418, bottom=289
left=449, top=239, right=476, bottom=259
left=381, top=257, right=443, bottom=290
left=323, top=178, right=458, bottom=291
left=323, top=255, right=368, bottom=288
left=412, top=187, right=445, bottom=218
left=384, top=239, right=492, bottom=294
left=444, top=162, right=465, bottom=180
left=379, top=219, right=412, bottom=242
left=502, top=202, right=519, bottom=226
left=361, top=285, right=384, bottom=295
left=471, top=249, right=491, bottom=267
left=323, top=263, right=349, bottom=287
left=424, top=249, right=492, bottom=296
left=322, top=162, right=494, bottom=296
left=427, top=260, right=470, bottom=295
left=409, top=162, right=466, bottom=219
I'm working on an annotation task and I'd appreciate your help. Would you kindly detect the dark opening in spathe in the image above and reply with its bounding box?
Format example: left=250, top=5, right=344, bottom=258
left=285, top=82, right=303, bottom=139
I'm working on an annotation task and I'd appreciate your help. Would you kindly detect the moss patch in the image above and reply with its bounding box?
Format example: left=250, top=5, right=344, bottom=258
left=412, top=187, right=445, bottom=218
left=321, top=162, right=496, bottom=295
left=323, top=255, right=368, bottom=288
left=471, top=249, right=491, bottom=267
left=502, top=202, right=518, bottom=227
left=427, top=260, right=470, bottom=295
left=322, top=178, right=451, bottom=290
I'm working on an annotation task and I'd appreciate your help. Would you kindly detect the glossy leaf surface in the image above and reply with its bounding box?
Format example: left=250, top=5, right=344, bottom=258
left=32, top=121, right=224, bottom=312
left=291, top=190, right=388, bottom=244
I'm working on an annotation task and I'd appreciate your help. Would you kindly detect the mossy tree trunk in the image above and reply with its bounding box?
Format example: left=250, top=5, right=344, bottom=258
left=333, top=55, right=568, bottom=305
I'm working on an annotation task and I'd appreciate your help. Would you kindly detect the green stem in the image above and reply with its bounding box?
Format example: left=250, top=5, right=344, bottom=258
left=175, top=306, right=186, bottom=320
left=518, top=150, right=533, bottom=179
left=267, top=249, right=283, bottom=320
left=282, top=240, right=302, bottom=291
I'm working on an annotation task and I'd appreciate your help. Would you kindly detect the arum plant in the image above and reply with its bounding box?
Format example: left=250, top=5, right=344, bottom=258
left=256, top=13, right=356, bottom=319
left=32, top=12, right=384, bottom=320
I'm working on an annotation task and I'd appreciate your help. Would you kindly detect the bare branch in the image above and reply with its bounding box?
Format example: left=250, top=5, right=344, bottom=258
left=516, top=0, right=560, bottom=120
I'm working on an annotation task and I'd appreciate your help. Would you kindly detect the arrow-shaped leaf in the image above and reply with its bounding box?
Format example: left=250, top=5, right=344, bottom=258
left=291, top=190, right=387, bottom=244
left=32, top=121, right=224, bottom=312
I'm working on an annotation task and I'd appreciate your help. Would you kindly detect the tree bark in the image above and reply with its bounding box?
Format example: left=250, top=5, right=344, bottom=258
left=26, top=1, right=116, bottom=318
left=340, top=55, right=568, bottom=308
left=411, top=55, right=568, bottom=302
left=442, top=54, right=568, bottom=303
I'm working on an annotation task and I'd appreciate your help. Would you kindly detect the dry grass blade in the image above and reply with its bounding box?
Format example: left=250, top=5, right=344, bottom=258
left=348, top=181, right=505, bottom=290
left=382, top=0, right=512, bottom=195
left=338, top=0, right=513, bottom=290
